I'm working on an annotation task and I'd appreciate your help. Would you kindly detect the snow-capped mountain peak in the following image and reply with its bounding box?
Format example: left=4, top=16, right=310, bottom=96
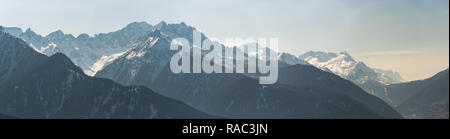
left=3, top=22, right=155, bottom=76
left=46, top=30, right=65, bottom=39
left=24, top=28, right=34, bottom=34
left=155, top=21, right=168, bottom=29
left=299, top=51, right=402, bottom=85
left=95, top=28, right=174, bottom=84
left=299, top=51, right=338, bottom=63
left=278, top=52, right=310, bottom=65
left=124, top=29, right=171, bottom=59
left=295, top=50, right=406, bottom=104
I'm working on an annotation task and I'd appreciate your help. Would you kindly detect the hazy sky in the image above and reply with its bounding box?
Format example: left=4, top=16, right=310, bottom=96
left=0, top=0, right=448, bottom=81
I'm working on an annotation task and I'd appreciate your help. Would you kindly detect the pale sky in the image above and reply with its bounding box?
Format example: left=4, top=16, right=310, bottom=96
left=0, top=0, right=448, bottom=81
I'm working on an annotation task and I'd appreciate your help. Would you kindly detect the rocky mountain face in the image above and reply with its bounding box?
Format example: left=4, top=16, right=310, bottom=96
left=95, top=22, right=213, bottom=85
left=95, top=29, right=174, bottom=86
left=0, top=26, right=48, bottom=85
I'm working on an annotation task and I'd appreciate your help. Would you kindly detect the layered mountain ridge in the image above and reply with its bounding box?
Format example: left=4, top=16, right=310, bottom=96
left=91, top=24, right=403, bottom=118
left=0, top=28, right=215, bottom=119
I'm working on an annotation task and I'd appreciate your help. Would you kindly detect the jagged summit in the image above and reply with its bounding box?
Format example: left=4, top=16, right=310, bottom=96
left=145, top=28, right=169, bottom=39
left=76, top=33, right=90, bottom=40
left=121, top=21, right=153, bottom=33
left=24, top=28, right=36, bottom=35
left=155, top=21, right=168, bottom=28
left=153, top=21, right=202, bottom=42
left=126, top=21, right=150, bottom=27
left=95, top=22, right=200, bottom=86
left=2, top=22, right=155, bottom=76
left=0, top=28, right=30, bottom=50
left=46, top=30, right=64, bottom=37
left=299, top=51, right=339, bottom=63
left=132, top=29, right=171, bottom=51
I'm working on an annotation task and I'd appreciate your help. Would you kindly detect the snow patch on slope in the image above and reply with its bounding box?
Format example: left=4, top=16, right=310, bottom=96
left=88, top=51, right=128, bottom=76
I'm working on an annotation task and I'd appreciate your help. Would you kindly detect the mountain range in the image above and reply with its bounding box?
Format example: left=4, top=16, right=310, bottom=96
left=0, top=27, right=215, bottom=119
left=1, top=24, right=403, bottom=119
left=3, top=22, right=404, bottom=88
left=1, top=21, right=448, bottom=119
left=93, top=23, right=402, bottom=118
left=4, top=22, right=154, bottom=75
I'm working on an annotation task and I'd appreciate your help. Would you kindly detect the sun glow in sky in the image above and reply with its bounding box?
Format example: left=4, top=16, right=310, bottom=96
left=0, top=0, right=448, bottom=81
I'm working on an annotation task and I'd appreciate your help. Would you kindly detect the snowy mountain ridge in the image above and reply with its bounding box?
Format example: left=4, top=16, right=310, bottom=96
left=297, top=51, right=404, bottom=85
left=3, top=22, right=154, bottom=75
left=95, top=28, right=175, bottom=86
